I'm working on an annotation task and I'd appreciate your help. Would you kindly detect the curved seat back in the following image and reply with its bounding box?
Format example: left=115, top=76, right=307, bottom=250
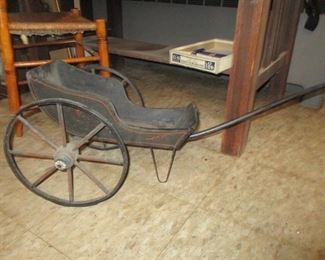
left=27, top=61, right=198, bottom=149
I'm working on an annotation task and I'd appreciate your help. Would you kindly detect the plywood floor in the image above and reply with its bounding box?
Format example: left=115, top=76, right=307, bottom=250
left=0, top=60, right=324, bottom=259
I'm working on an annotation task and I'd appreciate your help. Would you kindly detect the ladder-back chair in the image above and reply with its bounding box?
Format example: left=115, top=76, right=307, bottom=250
left=0, top=0, right=110, bottom=118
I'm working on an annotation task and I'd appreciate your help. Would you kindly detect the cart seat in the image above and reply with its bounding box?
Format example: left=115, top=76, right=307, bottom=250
left=27, top=61, right=198, bottom=149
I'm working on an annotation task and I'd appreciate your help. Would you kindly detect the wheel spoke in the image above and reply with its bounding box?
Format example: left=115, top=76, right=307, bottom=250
left=17, top=115, right=58, bottom=149
left=32, top=166, right=58, bottom=188
left=89, top=142, right=119, bottom=151
left=104, top=144, right=119, bottom=150
left=72, top=123, right=106, bottom=150
left=78, top=155, right=123, bottom=166
left=75, top=162, right=109, bottom=194
left=67, top=168, right=74, bottom=202
left=9, top=150, right=53, bottom=160
left=56, top=104, right=67, bottom=146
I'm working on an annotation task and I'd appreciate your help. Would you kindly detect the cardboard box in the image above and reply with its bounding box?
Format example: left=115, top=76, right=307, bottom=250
left=169, top=39, right=233, bottom=74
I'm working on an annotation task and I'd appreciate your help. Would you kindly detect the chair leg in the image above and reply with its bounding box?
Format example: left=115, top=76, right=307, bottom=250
left=0, top=0, right=21, bottom=114
left=95, top=19, right=110, bottom=76
left=74, top=32, right=85, bottom=58
left=70, top=9, right=85, bottom=61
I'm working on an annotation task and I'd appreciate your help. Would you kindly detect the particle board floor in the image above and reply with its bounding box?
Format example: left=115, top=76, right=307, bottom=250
left=0, top=60, right=324, bottom=259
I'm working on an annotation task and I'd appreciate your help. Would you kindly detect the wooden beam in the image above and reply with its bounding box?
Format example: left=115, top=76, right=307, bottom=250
left=268, top=0, right=304, bottom=100
left=221, top=0, right=272, bottom=156
left=257, top=51, right=287, bottom=88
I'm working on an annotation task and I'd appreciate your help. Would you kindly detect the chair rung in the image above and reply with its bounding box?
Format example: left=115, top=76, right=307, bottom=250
left=13, top=39, right=76, bottom=49
left=14, top=56, right=100, bottom=68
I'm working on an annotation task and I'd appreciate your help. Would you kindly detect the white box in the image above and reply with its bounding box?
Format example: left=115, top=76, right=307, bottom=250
left=169, top=38, right=233, bottom=74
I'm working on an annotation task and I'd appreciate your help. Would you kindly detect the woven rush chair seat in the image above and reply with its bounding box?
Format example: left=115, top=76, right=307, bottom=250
left=9, top=11, right=97, bottom=35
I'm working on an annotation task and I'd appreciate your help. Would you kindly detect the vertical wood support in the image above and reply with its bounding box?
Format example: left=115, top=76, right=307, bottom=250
left=221, top=0, right=303, bottom=156
left=268, top=0, right=304, bottom=100
left=221, top=0, right=272, bottom=156
left=74, top=32, right=85, bottom=58
left=0, top=0, right=23, bottom=135
left=71, top=8, right=85, bottom=58
left=0, top=0, right=21, bottom=113
left=96, top=19, right=110, bottom=76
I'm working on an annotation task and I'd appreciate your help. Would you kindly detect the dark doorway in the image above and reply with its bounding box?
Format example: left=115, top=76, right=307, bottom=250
left=80, top=0, right=123, bottom=37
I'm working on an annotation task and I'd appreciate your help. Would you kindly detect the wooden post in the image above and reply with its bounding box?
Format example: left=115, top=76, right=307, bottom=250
left=71, top=8, right=85, bottom=58
left=221, top=0, right=272, bottom=156
left=96, top=19, right=110, bottom=76
left=74, top=32, right=85, bottom=58
left=0, top=0, right=21, bottom=113
left=268, top=0, right=304, bottom=100
left=221, top=0, right=303, bottom=156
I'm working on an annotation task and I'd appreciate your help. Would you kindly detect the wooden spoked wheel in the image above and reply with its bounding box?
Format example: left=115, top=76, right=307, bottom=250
left=4, top=98, right=129, bottom=207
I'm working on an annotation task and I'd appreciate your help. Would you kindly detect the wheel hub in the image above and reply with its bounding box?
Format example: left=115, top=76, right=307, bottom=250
left=54, top=143, right=78, bottom=171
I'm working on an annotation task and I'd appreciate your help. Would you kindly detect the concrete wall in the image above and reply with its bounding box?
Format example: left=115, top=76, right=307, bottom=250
left=122, top=2, right=237, bottom=44
left=122, top=1, right=325, bottom=93
left=92, top=0, right=108, bottom=20
left=289, top=13, right=325, bottom=87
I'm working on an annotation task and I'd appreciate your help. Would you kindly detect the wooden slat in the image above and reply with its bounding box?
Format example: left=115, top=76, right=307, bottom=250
left=14, top=56, right=99, bottom=68
left=261, top=0, right=285, bottom=68
left=257, top=51, right=287, bottom=88
left=268, top=0, right=304, bottom=100
left=13, top=39, right=76, bottom=49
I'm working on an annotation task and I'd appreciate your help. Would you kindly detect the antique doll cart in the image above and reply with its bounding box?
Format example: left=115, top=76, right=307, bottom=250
left=3, top=61, right=325, bottom=207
